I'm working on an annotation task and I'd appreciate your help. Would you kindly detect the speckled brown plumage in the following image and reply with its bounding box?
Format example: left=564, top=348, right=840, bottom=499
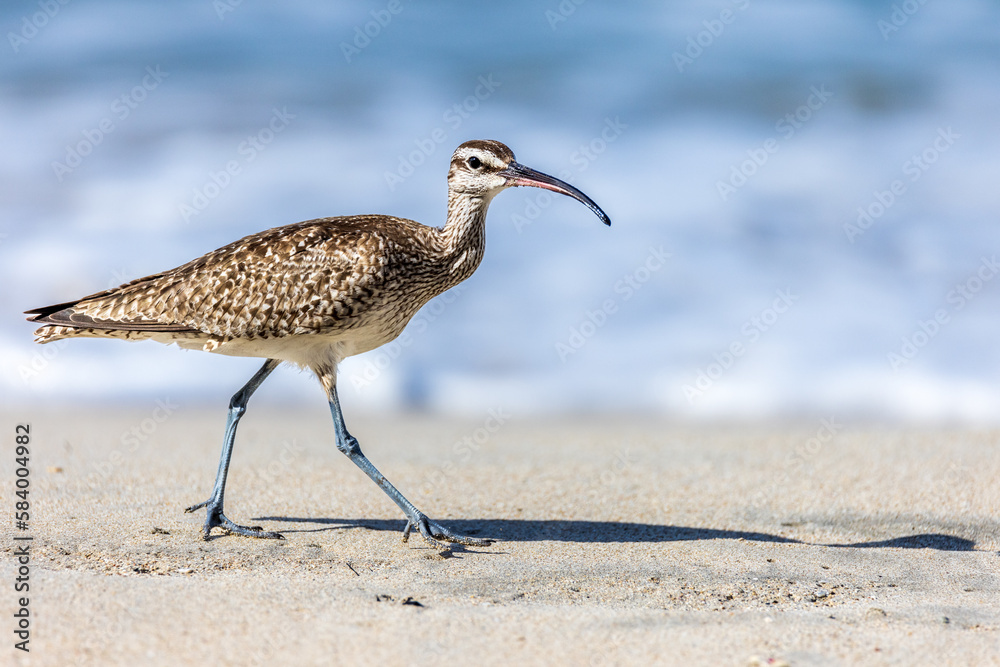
left=29, top=215, right=476, bottom=360
left=35, top=210, right=488, bottom=384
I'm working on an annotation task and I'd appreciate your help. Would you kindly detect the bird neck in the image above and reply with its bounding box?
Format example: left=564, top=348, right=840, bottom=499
left=438, top=190, right=493, bottom=281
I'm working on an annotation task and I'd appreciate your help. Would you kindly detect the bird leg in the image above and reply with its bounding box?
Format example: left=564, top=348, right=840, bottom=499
left=185, top=359, right=283, bottom=539
left=322, top=378, right=494, bottom=549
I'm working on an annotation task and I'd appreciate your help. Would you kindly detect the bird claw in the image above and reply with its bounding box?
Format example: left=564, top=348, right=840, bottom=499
left=185, top=499, right=284, bottom=540
left=184, top=499, right=209, bottom=513
left=402, top=514, right=494, bottom=549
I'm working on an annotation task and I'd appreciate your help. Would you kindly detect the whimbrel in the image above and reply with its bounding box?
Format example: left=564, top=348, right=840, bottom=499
left=26, top=139, right=611, bottom=548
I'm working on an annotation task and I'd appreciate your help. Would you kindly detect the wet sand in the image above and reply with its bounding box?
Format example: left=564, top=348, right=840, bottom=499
left=2, top=407, right=998, bottom=666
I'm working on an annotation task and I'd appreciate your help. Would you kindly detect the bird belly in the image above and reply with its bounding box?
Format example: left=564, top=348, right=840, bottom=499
left=200, top=306, right=414, bottom=369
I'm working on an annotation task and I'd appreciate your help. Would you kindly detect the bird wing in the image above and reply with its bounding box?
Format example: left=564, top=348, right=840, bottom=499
left=26, top=218, right=398, bottom=339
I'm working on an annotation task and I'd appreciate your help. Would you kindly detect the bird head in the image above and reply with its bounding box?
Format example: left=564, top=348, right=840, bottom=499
left=448, top=139, right=611, bottom=226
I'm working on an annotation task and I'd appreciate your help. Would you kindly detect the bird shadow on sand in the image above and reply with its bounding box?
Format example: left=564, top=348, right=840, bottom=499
left=254, top=517, right=977, bottom=551
left=820, top=534, right=975, bottom=551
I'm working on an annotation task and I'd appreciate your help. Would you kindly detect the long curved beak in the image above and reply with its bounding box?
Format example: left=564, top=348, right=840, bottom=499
left=501, top=162, right=611, bottom=226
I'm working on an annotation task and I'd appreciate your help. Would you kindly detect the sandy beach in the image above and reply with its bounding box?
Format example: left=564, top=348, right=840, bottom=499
left=2, top=407, right=998, bottom=666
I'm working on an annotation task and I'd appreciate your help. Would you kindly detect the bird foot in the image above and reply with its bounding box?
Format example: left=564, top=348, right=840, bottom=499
left=184, top=499, right=284, bottom=540
left=402, top=513, right=493, bottom=549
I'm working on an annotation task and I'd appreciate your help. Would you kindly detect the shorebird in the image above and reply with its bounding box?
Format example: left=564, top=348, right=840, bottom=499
left=26, top=139, right=611, bottom=548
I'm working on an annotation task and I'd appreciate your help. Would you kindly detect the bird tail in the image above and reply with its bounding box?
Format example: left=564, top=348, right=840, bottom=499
left=25, top=287, right=200, bottom=344
left=26, top=298, right=102, bottom=343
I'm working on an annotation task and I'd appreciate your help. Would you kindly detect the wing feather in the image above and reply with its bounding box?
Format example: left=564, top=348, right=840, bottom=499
left=26, top=217, right=403, bottom=339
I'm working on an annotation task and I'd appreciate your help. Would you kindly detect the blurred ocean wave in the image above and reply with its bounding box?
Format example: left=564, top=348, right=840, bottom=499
left=3, top=0, right=1000, bottom=420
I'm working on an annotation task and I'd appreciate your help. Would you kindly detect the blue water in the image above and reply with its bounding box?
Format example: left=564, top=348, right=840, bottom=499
left=4, top=0, right=1000, bottom=421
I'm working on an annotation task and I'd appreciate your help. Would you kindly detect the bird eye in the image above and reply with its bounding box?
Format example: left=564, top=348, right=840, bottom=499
left=467, top=156, right=482, bottom=169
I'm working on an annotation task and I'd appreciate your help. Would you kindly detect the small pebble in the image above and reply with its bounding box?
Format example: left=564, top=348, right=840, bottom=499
left=177, top=568, right=194, bottom=575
